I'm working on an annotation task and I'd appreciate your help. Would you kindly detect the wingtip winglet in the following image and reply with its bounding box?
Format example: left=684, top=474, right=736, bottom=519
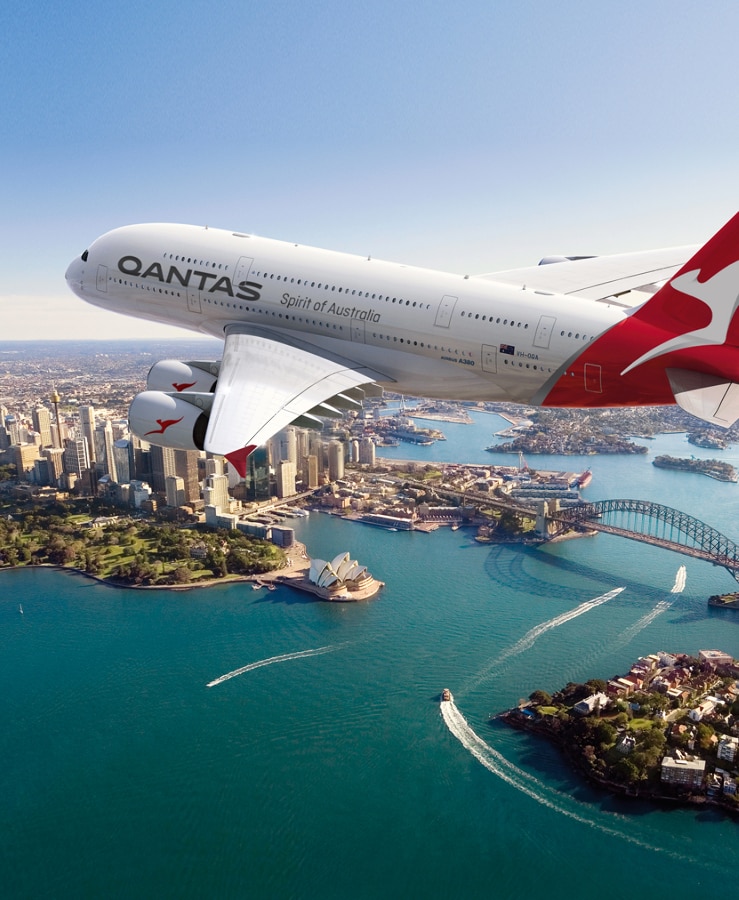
left=225, top=445, right=257, bottom=478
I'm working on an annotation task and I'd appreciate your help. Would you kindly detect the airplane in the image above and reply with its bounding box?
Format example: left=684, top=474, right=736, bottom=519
left=65, top=212, right=739, bottom=478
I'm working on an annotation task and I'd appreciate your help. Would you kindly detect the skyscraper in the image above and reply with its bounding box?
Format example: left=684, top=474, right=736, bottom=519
left=276, top=460, right=297, bottom=498
left=328, top=440, right=344, bottom=482
left=174, top=449, right=200, bottom=504
left=78, top=406, right=97, bottom=463
left=32, top=406, right=52, bottom=447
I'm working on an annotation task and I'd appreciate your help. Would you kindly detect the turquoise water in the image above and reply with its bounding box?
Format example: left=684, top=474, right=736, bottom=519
left=3, top=415, right=739, bottom=898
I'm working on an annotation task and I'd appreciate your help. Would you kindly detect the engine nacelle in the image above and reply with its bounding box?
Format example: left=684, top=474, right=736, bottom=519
left=146, top=359, right=219, bottom=394
left=129, top=391, right=209, bottom=451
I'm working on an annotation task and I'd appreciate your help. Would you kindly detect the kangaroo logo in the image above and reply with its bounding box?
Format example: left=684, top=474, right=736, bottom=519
left=621, top=261, right=739, bottom=375
left=145, top=417, right=184, bottom=436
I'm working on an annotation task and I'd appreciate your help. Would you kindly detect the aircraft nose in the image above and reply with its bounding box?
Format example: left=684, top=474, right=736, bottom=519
left=65, top=253, right=85, bottom=294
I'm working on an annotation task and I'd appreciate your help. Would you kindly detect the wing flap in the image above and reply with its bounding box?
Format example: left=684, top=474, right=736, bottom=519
left=204, top=326, right=386, bottom=457
left=478, top=246, right=697, bottom=302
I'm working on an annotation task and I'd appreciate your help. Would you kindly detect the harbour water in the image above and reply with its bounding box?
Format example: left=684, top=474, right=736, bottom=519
left=3, top=413, right=739, bottom=898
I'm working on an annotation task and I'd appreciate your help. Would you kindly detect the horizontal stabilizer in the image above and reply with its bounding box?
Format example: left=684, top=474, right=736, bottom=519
left=667, top=368, right=739, bottom=428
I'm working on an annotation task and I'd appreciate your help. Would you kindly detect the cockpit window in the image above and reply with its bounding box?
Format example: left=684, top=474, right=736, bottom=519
left=81, top=249, right=89, bottom=261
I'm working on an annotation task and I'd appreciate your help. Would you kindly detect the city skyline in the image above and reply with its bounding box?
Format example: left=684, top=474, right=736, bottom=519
left=3, top=2, right=739, bottom=340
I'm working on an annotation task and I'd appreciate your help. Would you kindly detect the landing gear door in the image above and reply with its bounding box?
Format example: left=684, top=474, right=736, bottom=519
left=434, top=295, right=457, bottom=328
left=533, top=315, right=556, bottom=349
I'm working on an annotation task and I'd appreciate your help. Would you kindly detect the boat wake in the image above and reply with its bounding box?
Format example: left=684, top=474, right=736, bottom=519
left=466, top=588, right=624, bottom=692
left=604, top=565, right=684, bottom=651
left=440, top=697, right=688, bottom=859
left=207, top=645, right=336, bottom=688
left=671, top=564, right=687, bottom=593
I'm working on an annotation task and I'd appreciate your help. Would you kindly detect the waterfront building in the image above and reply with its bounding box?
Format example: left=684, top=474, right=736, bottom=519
left=660, top=757, right=706, bottom=788
left=698, top=650, right=734, bottom=669
left=270, top=526, right=295, bottom=548
left=718, top=737, right=739, bottom=763
left=573, top=693, right=610, bottom=716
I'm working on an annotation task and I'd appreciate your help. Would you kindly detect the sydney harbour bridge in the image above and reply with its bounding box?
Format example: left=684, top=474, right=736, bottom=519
left=542, top=498, right=739, bottom=582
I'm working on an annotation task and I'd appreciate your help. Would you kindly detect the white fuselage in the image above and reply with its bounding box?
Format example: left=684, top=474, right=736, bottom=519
left=66, top=223, right=625, bottom=404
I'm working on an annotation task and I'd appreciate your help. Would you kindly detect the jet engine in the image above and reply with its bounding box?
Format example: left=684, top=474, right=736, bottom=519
left=128, top=390, right=211, bottom=451
left=145, top=359, right=219, bottom=394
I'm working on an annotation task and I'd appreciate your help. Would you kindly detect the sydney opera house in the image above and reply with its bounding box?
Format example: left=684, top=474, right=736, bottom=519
left=307, top=552, right=382, bottom=601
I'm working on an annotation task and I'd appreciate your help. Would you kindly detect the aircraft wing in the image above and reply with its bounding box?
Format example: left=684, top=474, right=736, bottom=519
left=203, top=325, right=386, bottom=465
left=478, top=246, right=698, bottom=304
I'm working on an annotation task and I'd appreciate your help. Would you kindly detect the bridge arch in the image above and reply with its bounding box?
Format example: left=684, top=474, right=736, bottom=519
left=551, top=499, right=739, bottom=581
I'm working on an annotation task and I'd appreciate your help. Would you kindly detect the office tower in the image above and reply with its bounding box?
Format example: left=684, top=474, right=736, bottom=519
left=328, top=440, right=344, bottom=481
left=94, top=420, right=118, bottom=481
left=174, top=449, right=200, bottom=503
left=302, top=454, right=319, bottom=489
left=149, top=444, right=177, bottom=494
left=276, top=460, right=297, bottom=498
left=165, top=475, right=186, bottom=508
left=243, top=446, right=270, bottom=502
left=113, top=439, right=132, bottom=483
left=203, top=472, right=229, bottom=512
left=359, top=437, right=376, bottom=466
left=79, top=406, right=96, bottom=463
left=13, top=443, right=41, bottom=481
left=63, top=438, right=90, bottom=476
left=205, top=455, right=224, bottom=477
left=32, top=406, right=52, bottom=447
left=42, top=447, right=66, bottom=483
left=4, top=415, right=21, bottom=446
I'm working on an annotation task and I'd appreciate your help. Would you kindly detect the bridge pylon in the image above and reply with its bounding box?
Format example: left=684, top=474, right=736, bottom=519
left=536, top=498, right=564, bottom=538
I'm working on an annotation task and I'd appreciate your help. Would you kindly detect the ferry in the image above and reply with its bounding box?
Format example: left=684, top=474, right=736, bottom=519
left=441, top=688, right=452, bottom=702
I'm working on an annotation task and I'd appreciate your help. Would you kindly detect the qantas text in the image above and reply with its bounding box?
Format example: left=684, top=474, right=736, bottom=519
left=118, top=256, right=262, bottom=301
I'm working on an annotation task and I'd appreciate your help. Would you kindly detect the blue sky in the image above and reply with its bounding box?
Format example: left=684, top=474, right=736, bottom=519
left=2, top=0, right=739, bottom=339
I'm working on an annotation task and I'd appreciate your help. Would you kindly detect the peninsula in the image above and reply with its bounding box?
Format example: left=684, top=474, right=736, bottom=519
left=652, top=455, right=738, bottom=482
left=501, top=649, right=739, bottom=814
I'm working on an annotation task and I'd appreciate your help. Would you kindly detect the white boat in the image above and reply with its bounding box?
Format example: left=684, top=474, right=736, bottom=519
left=19, top=604, right=23, bottom=615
